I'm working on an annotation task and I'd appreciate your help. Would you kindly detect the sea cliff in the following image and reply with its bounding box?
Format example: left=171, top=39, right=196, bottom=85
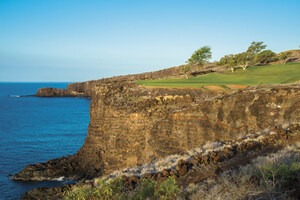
left=13, top=83, right=300, bottom=181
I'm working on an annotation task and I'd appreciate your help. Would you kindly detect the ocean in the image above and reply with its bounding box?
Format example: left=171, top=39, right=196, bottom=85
left=0, top=83, right=91, bottom=200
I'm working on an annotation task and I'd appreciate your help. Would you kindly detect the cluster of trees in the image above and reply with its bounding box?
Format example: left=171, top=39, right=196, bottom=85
left=217, top=42, right=275, bottom=72
left=217, top=42, right=294, bottom=72
left=186, top=42, right=295, bottom=73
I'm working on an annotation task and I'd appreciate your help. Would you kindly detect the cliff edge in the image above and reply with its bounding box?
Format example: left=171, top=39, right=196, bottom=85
left=13, top=83, right=300, bottom=181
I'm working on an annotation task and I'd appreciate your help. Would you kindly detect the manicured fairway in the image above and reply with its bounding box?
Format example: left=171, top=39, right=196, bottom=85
left=136, top=62, right=300, bottom=89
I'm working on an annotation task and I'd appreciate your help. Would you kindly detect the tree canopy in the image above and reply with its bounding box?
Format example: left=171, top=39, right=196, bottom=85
left=246, top=41, right=267, bottom=55
left=217, top=41, right=273, bottom=71
left=255, top=50, right=276, bottom=64
left=186, top=46, right=212, bottom=67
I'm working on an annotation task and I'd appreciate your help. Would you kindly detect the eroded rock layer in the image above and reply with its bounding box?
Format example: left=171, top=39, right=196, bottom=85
left=13, top=83, right=300, bottom=181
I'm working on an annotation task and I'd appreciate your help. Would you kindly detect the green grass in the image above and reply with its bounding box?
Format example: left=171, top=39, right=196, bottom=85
left=136, top=62, right=300, bottom=89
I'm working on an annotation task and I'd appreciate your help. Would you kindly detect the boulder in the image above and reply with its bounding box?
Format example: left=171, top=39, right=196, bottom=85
left=178, top=165, right=188, bottom=176
left=222, top=148, right=235, bottom=158
left=143, top=173, right=152, bottom=179
left=170, top=169, right=178, bottom=177
left=162, top=169, right=169, bottom=177
left=245, top=141, right=260, bottom=150
left=236, top=143, right=246, bottom=152
left=202, top=154, right=210, bottom=165
left=214, top=154, right=224, bottom=162
left=190, top=158, right=199, bottom=166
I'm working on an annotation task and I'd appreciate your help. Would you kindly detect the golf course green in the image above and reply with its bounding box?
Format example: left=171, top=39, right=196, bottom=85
left=136, top=62, right=300, bottom=89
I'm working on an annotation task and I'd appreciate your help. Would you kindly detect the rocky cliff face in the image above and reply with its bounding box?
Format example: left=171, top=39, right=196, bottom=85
left=78, top=84, right=300, bottom=175
left=13, top=83, right=300, bottom=181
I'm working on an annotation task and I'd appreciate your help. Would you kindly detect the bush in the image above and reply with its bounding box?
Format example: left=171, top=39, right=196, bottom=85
left=63, top=176, right=179, bottom=200
left=134, top=176, right=179, bottom=200
left=63, top=178, right=127, bottom=200
left=154, top=176, right=179, bottom=200
left=258, top=162, right=300, bottom=186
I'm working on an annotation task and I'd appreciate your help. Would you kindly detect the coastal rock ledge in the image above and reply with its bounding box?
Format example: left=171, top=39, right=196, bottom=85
left=13, top=83, right=300, bottom=182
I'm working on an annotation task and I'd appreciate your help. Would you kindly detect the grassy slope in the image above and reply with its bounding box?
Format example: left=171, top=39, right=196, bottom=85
left=136, top=62, right=300, bottom=89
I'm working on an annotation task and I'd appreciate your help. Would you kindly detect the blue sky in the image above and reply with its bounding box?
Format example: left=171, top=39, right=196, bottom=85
left=1, top=0, right=300, bottom=82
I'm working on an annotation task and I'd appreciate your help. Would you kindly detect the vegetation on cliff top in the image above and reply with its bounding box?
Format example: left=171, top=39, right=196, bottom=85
left=184, top=42, right=297, bottom=73
left=136, top=62, right=300, bottom=89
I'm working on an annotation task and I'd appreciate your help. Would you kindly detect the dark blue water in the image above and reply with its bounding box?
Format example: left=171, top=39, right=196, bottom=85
left=0, top=83, right=91, bottom=200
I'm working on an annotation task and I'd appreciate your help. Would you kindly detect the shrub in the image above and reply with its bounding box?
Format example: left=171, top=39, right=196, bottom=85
left=154, top=176, right=179, bottom=200
left=133, top=176, right=179, bottom=200
left=63, top=176, right=179, bottom=200
left=133, top=178, right=156, bottom=200
left=63, top=178, right=127, bottom=200
left=258, top=162, right=300, bottom=187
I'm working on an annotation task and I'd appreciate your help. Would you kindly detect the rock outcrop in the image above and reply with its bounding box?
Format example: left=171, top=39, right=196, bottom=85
left=13, top=83, right=300, bottom=181
left=34, top=87, right=87, bottom=97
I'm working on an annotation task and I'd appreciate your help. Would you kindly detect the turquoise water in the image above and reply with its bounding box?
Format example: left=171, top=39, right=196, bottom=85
left=0, top=83, right=91, bottom=200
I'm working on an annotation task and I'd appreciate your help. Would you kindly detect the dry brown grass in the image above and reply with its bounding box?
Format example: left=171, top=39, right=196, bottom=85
left=183, top=144, right=300, bottom=200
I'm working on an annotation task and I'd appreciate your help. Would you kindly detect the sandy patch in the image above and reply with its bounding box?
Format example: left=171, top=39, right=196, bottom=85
left=225, top=85, right=248, bottom=89
left=203, top=85, right=225, bottom=90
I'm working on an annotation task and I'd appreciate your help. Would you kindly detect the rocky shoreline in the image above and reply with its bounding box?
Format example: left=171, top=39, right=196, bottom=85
left=20, top=124, right=300, bottom=199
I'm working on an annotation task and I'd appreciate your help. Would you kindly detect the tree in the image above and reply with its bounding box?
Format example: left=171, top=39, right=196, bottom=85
left=186, top=46, right=212, bottom=67
left=181, top=66, right=191, bottom=79
left=246, top=41, right=267, bottom=55
left=236, top=52, right=249, bottom=70
left=255, top=50, right=276, bottom=64
left=228, top=54, right=237, bottom=72
left=239, top=41, right=267, bottom=70
left=278, top=51, right=292, bottom=64
left=217, top=41, right=275, bottom=72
